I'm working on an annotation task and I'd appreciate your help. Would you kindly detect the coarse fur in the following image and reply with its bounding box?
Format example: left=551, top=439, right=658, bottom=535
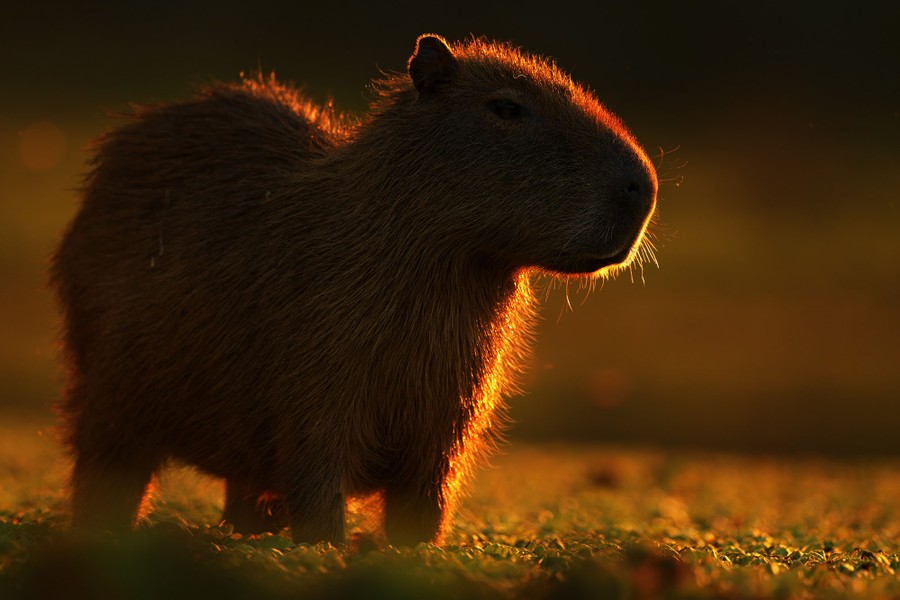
left=50, top=35, right=657, bottom=545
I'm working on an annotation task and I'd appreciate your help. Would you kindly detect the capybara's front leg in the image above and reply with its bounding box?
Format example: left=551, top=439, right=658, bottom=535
left=281, top=462, right=345, bottom=545
left=384, top=478, right=447, bottom=546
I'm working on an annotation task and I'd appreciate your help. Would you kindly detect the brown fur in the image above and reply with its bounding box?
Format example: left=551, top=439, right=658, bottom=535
left=50, top=35, right=657, bottom=545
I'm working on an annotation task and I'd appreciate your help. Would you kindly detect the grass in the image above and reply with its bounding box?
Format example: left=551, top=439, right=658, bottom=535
left=3, top=419, right=900, bottom=598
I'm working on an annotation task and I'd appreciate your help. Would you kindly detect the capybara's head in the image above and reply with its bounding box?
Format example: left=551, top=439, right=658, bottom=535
left=366, top=35, right=657, bottom=276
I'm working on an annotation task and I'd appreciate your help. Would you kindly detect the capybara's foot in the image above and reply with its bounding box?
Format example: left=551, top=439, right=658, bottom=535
left=223, top=480, right=289, bottom=534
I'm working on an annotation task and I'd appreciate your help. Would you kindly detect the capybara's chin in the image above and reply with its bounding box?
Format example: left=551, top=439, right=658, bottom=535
left=546, top=247, right=636, bottom=276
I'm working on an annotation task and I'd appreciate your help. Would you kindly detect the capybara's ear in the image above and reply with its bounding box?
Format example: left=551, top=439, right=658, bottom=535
left=408, top=34, right=458, bottom=96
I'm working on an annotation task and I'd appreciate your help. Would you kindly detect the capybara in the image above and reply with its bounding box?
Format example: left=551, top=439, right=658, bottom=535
left=51, top=34, right=657, bottom=545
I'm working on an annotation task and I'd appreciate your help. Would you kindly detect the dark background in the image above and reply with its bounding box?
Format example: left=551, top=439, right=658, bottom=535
left=1, top=1, right=898, bottom=454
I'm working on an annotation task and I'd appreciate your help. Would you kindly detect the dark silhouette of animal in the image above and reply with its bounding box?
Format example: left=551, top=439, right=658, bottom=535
left=51, top=34, right=657, bottom=545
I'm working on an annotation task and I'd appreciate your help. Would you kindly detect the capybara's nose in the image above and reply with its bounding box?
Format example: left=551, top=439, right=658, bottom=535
left=622, top=160, right=657, bottom=215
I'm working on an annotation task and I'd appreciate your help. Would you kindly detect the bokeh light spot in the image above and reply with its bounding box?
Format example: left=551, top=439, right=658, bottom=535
left=20, top=119, right=66, bottom=172
left=587, top=367, right=631, bottom=409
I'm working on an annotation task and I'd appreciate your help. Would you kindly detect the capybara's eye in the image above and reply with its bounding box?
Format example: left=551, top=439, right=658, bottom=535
left=488, top=99, right=524, bottom=120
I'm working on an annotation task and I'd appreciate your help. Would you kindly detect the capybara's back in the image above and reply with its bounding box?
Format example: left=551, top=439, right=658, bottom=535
left=52, top=35, right=657, bottom=545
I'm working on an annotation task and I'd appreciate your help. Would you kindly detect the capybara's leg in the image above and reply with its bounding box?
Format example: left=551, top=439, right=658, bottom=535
left=282, top=466, right=345, bottom=545
left=383, top=480, right=446, bottom=546
left=222, top=479, right=289, bottom=534
left=70, top=438, right=155, bottom=531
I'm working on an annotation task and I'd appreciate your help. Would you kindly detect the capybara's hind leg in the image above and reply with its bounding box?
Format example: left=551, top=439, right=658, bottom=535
left=222, top=479, right=289, bottom=534
left=69, top=426, right=156, bottom=531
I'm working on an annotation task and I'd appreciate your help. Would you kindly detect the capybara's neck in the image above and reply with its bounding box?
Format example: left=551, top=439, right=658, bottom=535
left=272, top=143, right=537, bottom=416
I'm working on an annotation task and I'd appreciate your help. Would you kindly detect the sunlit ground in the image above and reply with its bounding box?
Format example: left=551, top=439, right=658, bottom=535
left=3, top=419, right=900, bottom=598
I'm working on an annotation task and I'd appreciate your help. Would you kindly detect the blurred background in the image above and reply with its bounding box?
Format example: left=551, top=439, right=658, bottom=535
left=1, top=1, right=897, bottom=455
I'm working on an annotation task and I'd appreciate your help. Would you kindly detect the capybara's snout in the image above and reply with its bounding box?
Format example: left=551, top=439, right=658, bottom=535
left=604, top=145, right=657, bottom=260
left=620, top=154, right=657, bottom=220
